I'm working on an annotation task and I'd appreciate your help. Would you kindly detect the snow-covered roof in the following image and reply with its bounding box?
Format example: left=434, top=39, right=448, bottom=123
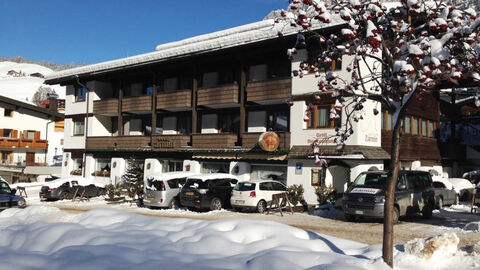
left=45, top=18, right=344, bottom=83
left=146, top=171, right=197, bottom=181
left=187, top=173, right=239, bottom=181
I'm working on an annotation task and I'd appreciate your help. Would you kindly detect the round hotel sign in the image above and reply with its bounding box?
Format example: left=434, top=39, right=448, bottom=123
left=258, top=132, right=280, bottom=152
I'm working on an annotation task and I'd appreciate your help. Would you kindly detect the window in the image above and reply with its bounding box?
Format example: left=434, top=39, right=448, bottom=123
left=25, top=131, right=35, bottom=140
left=4, top=109, right=13, bottom=117
left=429, top=121, right=435, bottom=137
left=421, top=119, right=427, bottom=137
left=218, top=112, right=240, bottom=133
left=177, top=115, right=191, bottom=135
left=267, top=110, right=289, bottom=131
left=251, top=165, right=287, bottom=183
left=259, top=182, right=274, bottom=191
left=382, top=110, right=394, bottom=131
left=75, top=87, right=87, bottom=102
left=201, top=162, right=229, bottom=173
left=3, top=129, right=12, bottom=138
left=161, top=160, right=183, bottom=172
left=311, top=169, right=325, bottom=186
left=73, top=158, right=83, bottom=170
left=96, top=158, right=111, bottom=172
left=308, top=106, right=337, bottom=129
left=412, top=117, right=419, bottom=135
left=404, top=116, right=411, bottom=134
left=73, top=121, right=85, bottom=136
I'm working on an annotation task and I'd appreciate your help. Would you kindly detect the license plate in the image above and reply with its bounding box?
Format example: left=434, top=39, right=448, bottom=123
left=40, top=194, right=45, bottom=198
left=185, top=192, right=194, bottom=196
left=147, top=196, right=154, bottom=200
left=355, top=210, right=364, bottom=215
left=235, top=200, right=245, bottom=204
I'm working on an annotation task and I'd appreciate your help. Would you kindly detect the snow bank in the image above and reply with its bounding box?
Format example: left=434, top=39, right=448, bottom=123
left=464, top=222, right=480, bottom=232
left=0, top=206, right=479, bottom=270
left=404, top=233, right=459, bottom=261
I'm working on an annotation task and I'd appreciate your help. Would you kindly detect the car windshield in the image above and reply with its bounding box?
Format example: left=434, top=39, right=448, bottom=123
left=183, top=179, right=210, bottom=189
left=234, top=182, right=256, bottom=191
left=352, top=173, right=388, bottom=188
left=0, top=182, right=12, bottom=194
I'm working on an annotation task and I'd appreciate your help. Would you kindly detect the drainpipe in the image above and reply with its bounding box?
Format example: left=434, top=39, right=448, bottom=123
left=44, top=119, right=54, bottom=164
left=75, top=75, right=90, bottom=178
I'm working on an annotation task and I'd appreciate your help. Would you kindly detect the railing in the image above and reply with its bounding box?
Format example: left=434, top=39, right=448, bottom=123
left=0, top=138, right=47, bottom=149
left=122, top=95, right=152, bottom=112
left=93, top=98, right=118, bottom=115
left=87, top=136, right=151, bottom=150
left=246, top=78, right=291, bottom=103
left=192, top=133, right=238, bottom=148
left=152, top=135, right=191, bottom=150
left=197, top=83, right=238, bottom=106
left=157, top=90, right=191, bottom=110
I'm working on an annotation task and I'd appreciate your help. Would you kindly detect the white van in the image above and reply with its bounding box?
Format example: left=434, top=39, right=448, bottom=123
left=143, top=172, right=197, bottom=208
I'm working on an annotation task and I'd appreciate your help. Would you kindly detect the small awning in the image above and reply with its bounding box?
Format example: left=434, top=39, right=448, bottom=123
left=289, top=145, right=390, bottom=160
left=192, top=153, right=287, bottom=161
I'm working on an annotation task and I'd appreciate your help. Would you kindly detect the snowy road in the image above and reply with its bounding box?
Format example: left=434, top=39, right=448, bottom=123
left=26, top=197, right=480, bottom=249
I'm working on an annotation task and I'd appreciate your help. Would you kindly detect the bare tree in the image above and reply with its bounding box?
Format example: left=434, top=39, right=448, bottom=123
left=32, top=86, right=56, bottom=106
left=274, top=0, right=480, bottom=267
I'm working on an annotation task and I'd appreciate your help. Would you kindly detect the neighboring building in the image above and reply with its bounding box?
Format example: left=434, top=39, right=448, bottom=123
left=0, top=95, right=64, bottom=181
left=44, top=19, right=441, bottom=204
left=30, top=72, right=45, bottom=78
left=7, top=70, right=21, bottom=77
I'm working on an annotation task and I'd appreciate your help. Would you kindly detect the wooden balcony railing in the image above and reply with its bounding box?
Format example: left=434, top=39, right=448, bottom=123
left=152, top=135, right=191, bottom=150
left=0, top=138, right=47, bottom=149
left=197, top=83, right=238, bottom=106
left=122, top=95, right=152, bottom=112
left=381, top=130, right=440, bottom=161
left=242, top=131, right=290, bottom=150
left=192, top=133, right=238, bottom=149
left=157, top=90, right=191, bottom=110
left=87, top=136, right=151, bottom=150
left=93, top=98, right=118, bottom=116
left=246, top=78, right=291, bottom=103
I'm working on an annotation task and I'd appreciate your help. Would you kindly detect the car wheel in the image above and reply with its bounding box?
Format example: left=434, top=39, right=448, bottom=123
left=168, top=198, right=178, bottom=209
left=422, top=203, right=433, bottom=219
left=344, top=213, right=356, bottom=222
left=437, top=197, right=443, bottom=209
left=59, top=192, right=69, bottom=200
left=392, top=207, right=400, bottom=224
left=256, top=200, right=267, bottom=214
left=210, top=197, right=222, bottom=211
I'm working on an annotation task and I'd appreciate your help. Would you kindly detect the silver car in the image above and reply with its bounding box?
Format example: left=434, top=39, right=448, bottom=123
left=143, top=172, right=196, bottom=208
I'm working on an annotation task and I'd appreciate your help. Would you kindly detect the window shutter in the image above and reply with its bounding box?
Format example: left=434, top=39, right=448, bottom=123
left=34, top=131, right=40, bottom=140
left=12, top=130, right=18, bottom=138
left=0, top=129, right=3, bottom=137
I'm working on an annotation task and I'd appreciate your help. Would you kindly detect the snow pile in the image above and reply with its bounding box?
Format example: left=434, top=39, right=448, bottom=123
left=464, top=221, right=480, bottom=232
left=404, top=233, right=459, bottom=261
left=0, top=206, right=479, bottom=270
left=0, top=61, right=65, bottom=103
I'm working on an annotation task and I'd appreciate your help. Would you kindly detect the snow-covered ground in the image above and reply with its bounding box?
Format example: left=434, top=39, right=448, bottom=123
left=0, top=61, right=65, bottom=103
left=1, top=205, right=479, bottom=270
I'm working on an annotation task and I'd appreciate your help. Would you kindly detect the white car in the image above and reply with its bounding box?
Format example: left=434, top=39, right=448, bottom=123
left=230, top=180, right=287, bottom=213
left=447, top=178, right=475, bottom=201
left=143, top=172, right=197, bottom=208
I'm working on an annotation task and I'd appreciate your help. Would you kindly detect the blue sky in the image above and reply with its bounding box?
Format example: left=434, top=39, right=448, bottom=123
left=0, top=0, right=287, bottom=65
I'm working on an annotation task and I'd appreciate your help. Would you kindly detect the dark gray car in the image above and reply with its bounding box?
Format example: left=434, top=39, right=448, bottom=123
left=0, top=181, right=26, bottom=210
left=432, top=181, right=458, bottom=208
left=342, top=170, right=435, bottom=223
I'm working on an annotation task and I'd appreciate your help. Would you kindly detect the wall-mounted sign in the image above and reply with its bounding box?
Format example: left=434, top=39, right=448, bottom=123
left=295, top=162, right=303, bottom=175
left=146, top=162, right=151, bottom=170
left=258, top=132, right=280, bottom=152
left=113, top=161, right=117, bottom=168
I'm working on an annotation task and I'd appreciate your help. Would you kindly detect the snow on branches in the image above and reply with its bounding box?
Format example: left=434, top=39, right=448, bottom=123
left=274, top=0, right=480, bottom=157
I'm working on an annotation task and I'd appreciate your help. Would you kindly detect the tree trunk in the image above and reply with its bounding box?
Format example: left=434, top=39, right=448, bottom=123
left=382, top=117, right=403, bottom=268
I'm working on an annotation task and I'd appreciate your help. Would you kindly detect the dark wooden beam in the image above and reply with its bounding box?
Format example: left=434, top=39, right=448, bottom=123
left=118, top=80, right=124, bottom=136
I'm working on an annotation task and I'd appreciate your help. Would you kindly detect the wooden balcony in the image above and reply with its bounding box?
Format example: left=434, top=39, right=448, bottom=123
left=192, top=133, right=238, bottom=149
left=242, top=132, right=290, bottom=150
left=87, top=136, right=151, bottom=150
left=157, top=90, right=191, bottom=111
left=0, top=138, right=47, bottom=149
left=152, top=135, right=191, bottom=150
left=246, top=78, right=291, bottom=104
left=381, top=130, right=441, bottom=162
left=93, top=98, right=118, bottom=116
left=197, top=83, right=238, bottom=107
left=122, top=95, right=152, bottom=113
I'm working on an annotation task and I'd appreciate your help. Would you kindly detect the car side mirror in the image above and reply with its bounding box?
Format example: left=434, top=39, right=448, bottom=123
left=397, top=184, right=406, bottom=190
left=230, top=179, right=238, bottom=185
left=11, top=188, right=16, bottom=195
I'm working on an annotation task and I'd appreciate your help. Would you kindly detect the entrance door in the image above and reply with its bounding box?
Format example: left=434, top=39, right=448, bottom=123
left=26, top=152, right=35, bottom=166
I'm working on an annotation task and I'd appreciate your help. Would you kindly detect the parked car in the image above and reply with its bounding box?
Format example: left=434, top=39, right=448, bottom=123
left=447, top=178, right=475, bottom=201
left=342, top=170, right=435, bottom=223
left=39, top=177, right=105, bottom=201
left=0, top=179, right=26, bottom=210
left=179, top=174, right=238, bottom=211
left=432, top=181, right=458, bottom=208
left=143, top=172, right=197, bottom=209
left=230, top=180, right=287, bottom=213
left=462, top=170, right=480, bottom=185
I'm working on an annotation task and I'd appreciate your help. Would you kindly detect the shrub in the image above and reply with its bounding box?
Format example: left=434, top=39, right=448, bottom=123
left=287, top=184, right=304, bottom=206
left=315, top=184, right=337, bottom=205
left=105, top=183, right=122, bottom=199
